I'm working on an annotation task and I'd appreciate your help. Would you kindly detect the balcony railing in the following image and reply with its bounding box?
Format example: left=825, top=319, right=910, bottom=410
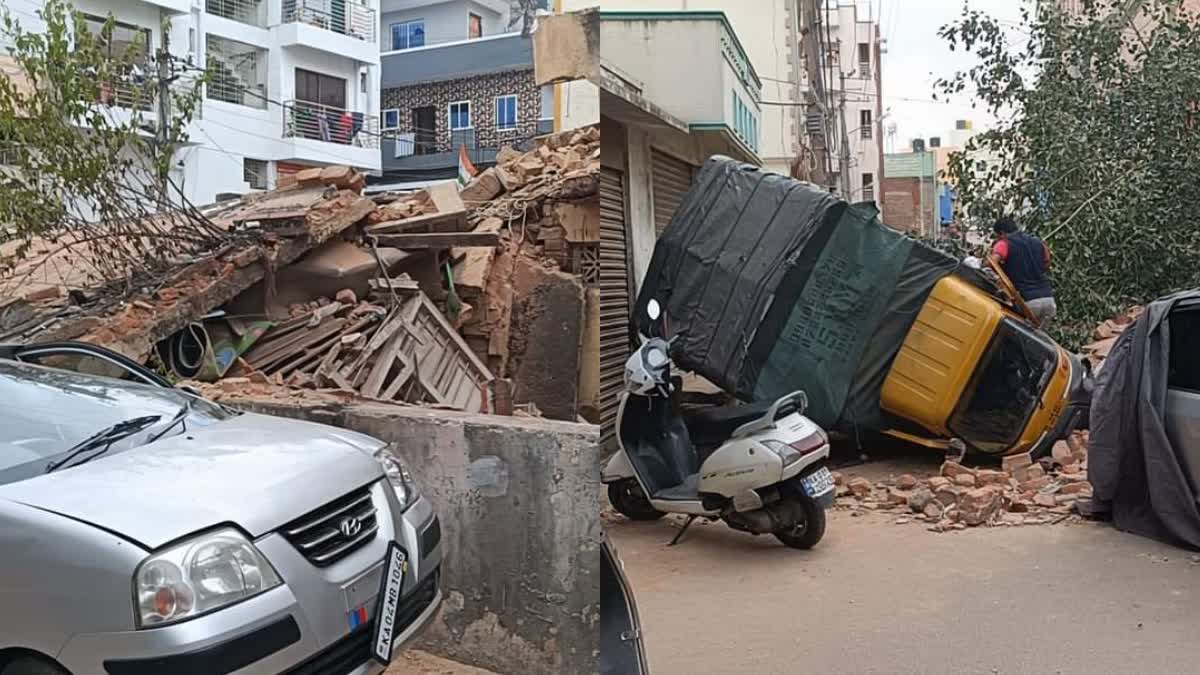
left=283, top=100, right=379, bottom=148
left=206, top=0, right=268, bottom=28
left=382, top=118, right=555, bottom=169
left=99, top=77, right=156, bottom=113
left=283, top=0, right=376, bottom=42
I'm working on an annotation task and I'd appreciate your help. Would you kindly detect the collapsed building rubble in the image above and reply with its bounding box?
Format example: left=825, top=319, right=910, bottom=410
left=0, top=126, right=601, bottom=420
left=833, top=429, right=1092, bottom=530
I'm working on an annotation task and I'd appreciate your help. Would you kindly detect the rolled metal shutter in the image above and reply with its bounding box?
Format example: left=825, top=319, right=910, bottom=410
left=651, top=150, right=694, bottom=237
left=599, top=167, right=631, bottom=450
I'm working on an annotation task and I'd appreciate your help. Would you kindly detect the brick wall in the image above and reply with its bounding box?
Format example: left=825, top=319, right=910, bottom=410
left=882, top=176, right=931, bottom=234
left=382, top=69, right=541, bottom=151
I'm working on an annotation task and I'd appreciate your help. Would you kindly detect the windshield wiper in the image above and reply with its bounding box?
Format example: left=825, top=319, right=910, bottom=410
left=44, top=415, right=162, bottom=474
left=147, top=398, right=192, bottom=444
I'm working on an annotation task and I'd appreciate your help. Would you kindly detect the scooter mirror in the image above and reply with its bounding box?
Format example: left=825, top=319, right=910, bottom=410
left=646, top=299, right=661, bottom=321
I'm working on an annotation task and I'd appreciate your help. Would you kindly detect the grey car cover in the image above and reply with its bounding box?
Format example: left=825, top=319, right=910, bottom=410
left=1089, top=290, right=1200, bottom=549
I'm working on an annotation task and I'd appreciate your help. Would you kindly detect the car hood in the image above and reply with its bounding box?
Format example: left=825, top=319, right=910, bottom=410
left=0, top=412, right=385, bottom=549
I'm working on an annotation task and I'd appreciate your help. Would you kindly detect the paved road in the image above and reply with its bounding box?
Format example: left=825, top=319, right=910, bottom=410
left=608, top=502, right=1200, bottom=674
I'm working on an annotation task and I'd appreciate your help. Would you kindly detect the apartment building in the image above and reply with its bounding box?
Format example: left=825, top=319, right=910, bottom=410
left=822, top=1, right=884, bottom=206
left=376, top=0, right=554, bottom=186
left=6, top=0, right=382, bottom=204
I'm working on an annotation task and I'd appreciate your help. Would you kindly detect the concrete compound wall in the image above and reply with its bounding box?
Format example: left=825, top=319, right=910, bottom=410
left=231, top=396, right=600, bottom=674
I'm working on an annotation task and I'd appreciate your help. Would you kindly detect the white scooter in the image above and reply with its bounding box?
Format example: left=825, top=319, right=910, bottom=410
left=602, top=300, right=836, bottom=549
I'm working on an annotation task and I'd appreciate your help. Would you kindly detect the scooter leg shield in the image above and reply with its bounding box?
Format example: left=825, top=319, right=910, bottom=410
left=602, top=451, right=635, bottom=483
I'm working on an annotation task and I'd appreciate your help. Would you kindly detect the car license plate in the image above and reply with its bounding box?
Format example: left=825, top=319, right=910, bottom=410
left=370, top=542, right=409, bottom=666
left=800, top=467, right=835, bottom=497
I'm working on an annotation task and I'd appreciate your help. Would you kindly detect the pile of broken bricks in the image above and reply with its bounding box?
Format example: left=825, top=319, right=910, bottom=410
left=834, top=431, right=1093, bottom=531
left=1080, top=304, right=1144, bottom=374
left=2, top=125, right=600, bottom=422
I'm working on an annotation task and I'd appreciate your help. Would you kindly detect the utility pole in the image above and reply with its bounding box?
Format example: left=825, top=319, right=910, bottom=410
left=798, top=0, right=832, bottom=188
left=838, top=69, right=851, bottom=197
left=155, top=13, right=172, bottom=208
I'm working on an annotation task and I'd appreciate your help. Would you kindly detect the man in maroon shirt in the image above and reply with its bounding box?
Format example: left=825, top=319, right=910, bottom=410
left=991, top=216, right=1056, bottom=328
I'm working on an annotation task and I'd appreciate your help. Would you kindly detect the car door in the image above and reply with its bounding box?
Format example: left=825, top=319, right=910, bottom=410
left=601, top=530, right=649, bottom=675
left=5, top=341, right=172, bottom=388
left=1164, top=301, right=1200, bottom=492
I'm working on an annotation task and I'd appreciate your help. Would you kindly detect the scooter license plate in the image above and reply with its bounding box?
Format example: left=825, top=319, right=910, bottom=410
left=800, top=467, right=835, bottom=497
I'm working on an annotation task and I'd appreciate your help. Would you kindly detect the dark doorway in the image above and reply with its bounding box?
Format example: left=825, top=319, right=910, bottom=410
left=412, top=105, right=436, bottom=154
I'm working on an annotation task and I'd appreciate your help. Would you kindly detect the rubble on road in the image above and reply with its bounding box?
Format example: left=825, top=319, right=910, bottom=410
left=833, top=430, right=1093, bottom=531
left=1, top=125, right=600, bottom=420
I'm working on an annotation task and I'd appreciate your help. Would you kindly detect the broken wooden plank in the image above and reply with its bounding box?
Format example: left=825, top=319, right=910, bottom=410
left=360, top=327, right=406, bottom=398
left=372, top=232, right=501, bottom=250
left=365, top=209, right=468, bottom=235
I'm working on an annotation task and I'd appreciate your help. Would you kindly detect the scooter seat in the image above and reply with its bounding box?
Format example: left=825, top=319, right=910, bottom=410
left=654, top=473, right=700, bottom=501
left=684, top=400, right=775, bottom=447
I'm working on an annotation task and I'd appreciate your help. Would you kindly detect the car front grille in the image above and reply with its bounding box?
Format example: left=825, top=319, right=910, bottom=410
left=282, top=568, right=441, bottom=675
left=280, top=484, right=379, bottom=567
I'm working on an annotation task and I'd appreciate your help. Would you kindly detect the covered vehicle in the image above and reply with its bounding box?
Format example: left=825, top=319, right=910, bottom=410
left=634, top=156, right=1091, bottom=457
left=0, top=341, right=441, bottom=675
left=1089, top=290, right=1200, bottom=548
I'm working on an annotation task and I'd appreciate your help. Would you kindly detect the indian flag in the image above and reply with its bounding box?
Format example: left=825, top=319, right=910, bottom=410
left=457, top=145, right=478, bottom=187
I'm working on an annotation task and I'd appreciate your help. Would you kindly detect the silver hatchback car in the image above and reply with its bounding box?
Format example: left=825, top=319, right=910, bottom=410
left=0, top=342, right=442, bottom=675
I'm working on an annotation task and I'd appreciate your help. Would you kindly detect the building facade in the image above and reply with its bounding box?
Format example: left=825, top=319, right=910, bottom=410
left=7, top=0, right=383, bottom=205
left=602, top=0, right=803, bottom=178
left=882, top=148, right=937, bottom=236
left=823, top=1, right=884, bottom=206
left=597, top=9, right=761, bottom=447
left=376, top=0, right=554, bottom=185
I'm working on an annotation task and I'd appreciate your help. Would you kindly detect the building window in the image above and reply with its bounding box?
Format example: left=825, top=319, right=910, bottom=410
left=382, top=108, right=400, bottom=130
left=244, top=158, right=268, bottom=190
left=360, top=71, right=368, bottom=93
left=827, top=40, right=840, bottom=65
left=82, top=14, right=152, bottom=110
left=206, top=35, right=268, bottom=109
left=295, top=69, right=346, bottom=109
left=860, top=109, right=873, bottom=139
left=469, top=13, right=482, bottom=39
left=495, top=95, right=518, bottom=131
left=449, top=101, right=471, bottom=130
left=539, top=84, right=554, bottom=132
left=207, top=0, right=267, bottom=28
left=858, top=42, right=871, bottom=74
left=862, top=172, right=874, bottom=201
left=390, top=20, right=425, bottom=50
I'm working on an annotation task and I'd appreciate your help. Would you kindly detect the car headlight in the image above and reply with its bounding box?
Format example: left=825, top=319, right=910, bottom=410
left=374, top=444, right=418, bottom=511
left=134, top=528, right=281, bottom=628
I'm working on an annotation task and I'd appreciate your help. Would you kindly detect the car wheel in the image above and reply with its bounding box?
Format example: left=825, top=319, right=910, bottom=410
left=1, top=657, right=70, bottom=675
left=607, top=479, right=665, bottom=521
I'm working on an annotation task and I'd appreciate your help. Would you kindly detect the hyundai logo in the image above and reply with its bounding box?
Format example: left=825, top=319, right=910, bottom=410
left=339, top=516, right=363, bottom=538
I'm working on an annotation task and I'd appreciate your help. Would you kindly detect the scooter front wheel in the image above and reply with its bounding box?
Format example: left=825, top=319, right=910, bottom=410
left=773, top=495, right=826, bottom=549
left=608, top=478, right=666, bottom=521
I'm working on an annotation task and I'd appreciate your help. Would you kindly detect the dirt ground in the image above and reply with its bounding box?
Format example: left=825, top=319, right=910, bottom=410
left=387, top=650, right=498, bottom=674
left=606, top=454, right=1200, bottom=675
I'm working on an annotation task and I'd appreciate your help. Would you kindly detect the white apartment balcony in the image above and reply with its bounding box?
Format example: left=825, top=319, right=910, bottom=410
left=276, top=0, right=380, bottom=64
left=142, top=0, right=191, bottom=14
left=281, top=99, right=381, bottom=169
